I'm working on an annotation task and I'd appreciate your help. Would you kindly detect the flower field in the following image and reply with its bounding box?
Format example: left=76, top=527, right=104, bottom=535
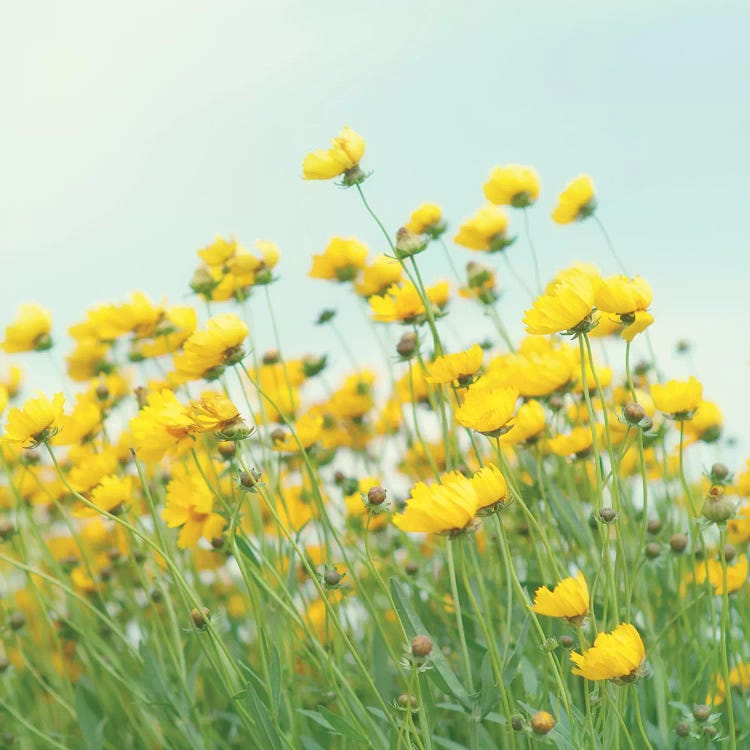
left=1, top=126, right=749, bottom=749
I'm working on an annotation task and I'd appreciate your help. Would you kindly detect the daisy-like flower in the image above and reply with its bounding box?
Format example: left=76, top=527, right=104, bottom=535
left=392, top=474, right=481, bottom=535
left=309, top=237, right=369, bottom=282
left=523, top=269, right=600, bottom=336
left=532, top=571, right=590, bottom=623
left=130, top=389, right=198, bottom=462
left=2, top=304, right=53, bottom=353
left=594, top=275, right=654, bottom=342
left=547, top=425, right=602, bottom=459
left=405, top=203, right=446, bottom=238
left=455, top=381, right=518, bottom=437
left=503, top=399, right=546, bottom=445
left=454, top=204, right=513, bottom=252
left=708, top=662, right=750, bottom=706
left=74, top=475, right=132, bottom=518
left=302, top=126, right=366, bottom=184
left=188, top=392, right=251, bottom=440
left=354, top=255, right=403, bottom=298
left=685, top=555, right=748, bottom=595
left=570, top=623, right=646, bottom=682
left=650, top=376, right=702, bottom=420
left=552, top=175, right=596, bottom=224
left=369, top=281, right=449, bottom=324
left=483, top=164, right=540, bottom=208
left=466, top=463, right=508, bottom=514
left=172, top=313, right=248, bottom=383
left=2, top=392, right=65, bottom=448
left=424, top=343, right=483, bottom=386
left=684, top=400, right=723, bottom=443
left=163, top=471, right=226, bottom=549
left=272, top=413, right=324, bottom=452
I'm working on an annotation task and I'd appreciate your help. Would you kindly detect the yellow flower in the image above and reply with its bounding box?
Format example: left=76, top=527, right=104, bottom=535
left=424, top=343, right=483, bottom=385
left=532, top=571, right=590, bottom=622
left=302, top=126, right=366, bottom=182
left=483, top=164, right=540, bottom=208
left=405, top=203, right=445, bottom=237
left=2, top=304, right=53, bottom=353
left=466, top=463, right=508, bottom=513
left=684, top=400, right=723, bottom=443
left=552, top=175, right=596, bottom=224
left=309, top=237, right=369, bottom=282
left=369, top=282, right=425, bottom=324
left=354, top=254, right=403, bottom=297
left=188, top=392, right=250, bottom=439
left=708, top=662, right=750, bottom=705
left=392, top=476, right=480, bottom=534
left=686, top=555, right=748, bottom=595
left=504, top=399, right=546, bottom=445
left=52, top=395, right=102, bottom=446
left=272, top=413, right=324, bottom=452
left=571, top=624, right=645, bottom=682
left=2, top=392, right=65, bottom=448
left=595, top=275, right=654, bottom=341
left=455, top=381, right=518, bottom=437
left=523, top=269, right=599, bottom=335
left=0, top=385, right=7, bottom=416
left=75, top=475, right=133, bottom=517
left=163, top=471, right=226, bottom=548
left=454, top=204, right=512, bottom=252
left=1, top=365, right=23, bottom=397
left=172, top=313, right=248, bottom=383
left=547, top=425, right=601, bottom=458
left=130, top=389, right=198, bottom=462
left=650, top=376, right=702, bottom=419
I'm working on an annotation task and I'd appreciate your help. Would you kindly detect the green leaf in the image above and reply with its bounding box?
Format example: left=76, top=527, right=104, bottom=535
left=300, top=738, right=326, bottom=750
left=234, top=534, right=261, bottom=566
left=244, top=682, right=283, bottom=750
left=478, top=651, right=501, bottom=719
left=390, top=578, right=473, bottom=710
left=433, top=737, right=469, bottom=750
left=75, top=680, right=105, bottom=750
left=315, top=705, right=370, bottom=745
left=297, top=709, right=337, bottom=733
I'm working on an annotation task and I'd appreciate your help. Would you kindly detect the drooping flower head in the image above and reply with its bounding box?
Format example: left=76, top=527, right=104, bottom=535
left=2, top=304, right=53, bottom=353
left=570, top=623, right=646, bottom=682
left=595, top=275, right=654, bottom=342
left=532, top=571, right=590, bottom=623
left=2, top=392, right=65, bottom=449
left=483, top=164, right=540, bottom=208
left=552, top=175, right=596, bottom=224
left=302, top=126, right=366, bottom=185
left=454, top=204, right=513, bottom=252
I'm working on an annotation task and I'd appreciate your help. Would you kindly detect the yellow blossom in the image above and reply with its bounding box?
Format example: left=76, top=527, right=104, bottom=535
left=2, top=304, right=53, bottom=353
left=2, top=392, right=65, bottom=448
left=523, top=269, right=600, bottom=335
left=354, top=254, right=403, bottom=297
left=405, top=203, right=445, bottom=236
left=302, top=126, right=366, bottom=181
left=483, top=164, right=540, bottom=208
left=552, top=175, right=596, bottom=224
left=455, top=381, right=518, bottom=437
left=650, top=376, right=702, bottom=419
left=309, top=237, right=368, bottom=282
left=570, top=623, right=645, bottom=681
left=454, top=204, right=512, bottom=252
left=532, top=571, right=590, bottom=622
left=424, top=344, right=483, bottom=385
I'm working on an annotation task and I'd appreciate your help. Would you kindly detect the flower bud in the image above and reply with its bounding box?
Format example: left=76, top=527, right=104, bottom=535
left=396, top=332, right=418, bottom=359
left=511, top=715, right=525, bottom=732
left=559, top=635, right=574, bottom=649
left=262, top=349, right=281, bottom=365
left=724, top=544, right=737, bottom=563
left=598, top=507, right=618, bottom=524
left=405, top=561, right=418, bottom=576
left=217, top=441, right=236, bottom=460
left=622, top=402, right=646, bottom=425
left=692, top=704, right=711, bottom=722
left=9, top=613, right=25, bottom=631
left=397, top=693, right=418, bottom=710
left=675, top=721, right=690, bottom=737
left=316, top=309, right=336, bottom=325
left=710, top=462, right=730, bottom=483
left=95, top=382, right=110, bottom=402
left=411, top=635, right=433, bottom=658
left=366, top=486, right=387, bottom=506
left=702, top=725, right=717, bottom=738
left=191, top=607, right=210, bottom=630
left=239, top=469, right=261, bottom=489
left=302, top=354, right=327, bottom=378
left=530, top=711, right=556, bottom=735
left=395, top=227, right=427, bottom=258
left=647, top=518, right=662, bottom=534
left=645, top=542, right=661, bottom=560
left=0, top=520, right=15, bottom=542
left=670, top=533, right=688, bottom=553
left=701, top=485, right=736, bottom=524
left=323, top=568, right=342, bottom=587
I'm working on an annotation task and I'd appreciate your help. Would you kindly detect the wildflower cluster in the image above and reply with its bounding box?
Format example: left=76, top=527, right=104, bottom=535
left=0, top=125, right=747, bottom=750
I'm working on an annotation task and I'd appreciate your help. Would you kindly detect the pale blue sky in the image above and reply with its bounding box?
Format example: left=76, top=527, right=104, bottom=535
left=1, top=1, right=749, bottom=453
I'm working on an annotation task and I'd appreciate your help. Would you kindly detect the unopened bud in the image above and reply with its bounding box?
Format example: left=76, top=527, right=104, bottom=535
left=710, top=462, right=730, bottom=483
left=702, top=485, right=736, bottom=524
left=397, top=332, right=418, bottom=359
left=262, top=349, right=280, bottom=365
left=239, top=469, right=261, bottom=489
left=9, top=613, right=25, bottom=631
left=367, top=486, right=387, bottom=506
left=647, top=518, right=662, bottom=534
left=395, top=227, right=427, bottom=258
left=397, top=693, right=418, bottom=710
left=511, top=715, right=525, bottom=732
left=723, top=544, right=737, bottom=563
left=702, top=725, right=717, bottom=738
left=405, top=561, right=418, bottom=576
left=692, top=704, right=711, bottom=722
left=323, top=568, right=342, bottom=587
left=0, top=520, right=15, bottom=541
left=191, top=607, right=210, bottom=630
left=670, top=533, right=688, bottom=553
left=559, top=635, right=575, bottom=649
left=645, top=542, right=661, bottom=560
left=95, top=383, right=110, bottom=402
left=217, top=441, right=236, bottom=460
left=675, top=721, right=690, bottom=737
left=302, top=354, right=327, bottom=378
left=411, top=635, right=433, bottom=658
left=623, top=402, right=646, bottom=425
left=599, top=507, right=618, bottom=524
left=530, top=710, right=556, bottom=735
